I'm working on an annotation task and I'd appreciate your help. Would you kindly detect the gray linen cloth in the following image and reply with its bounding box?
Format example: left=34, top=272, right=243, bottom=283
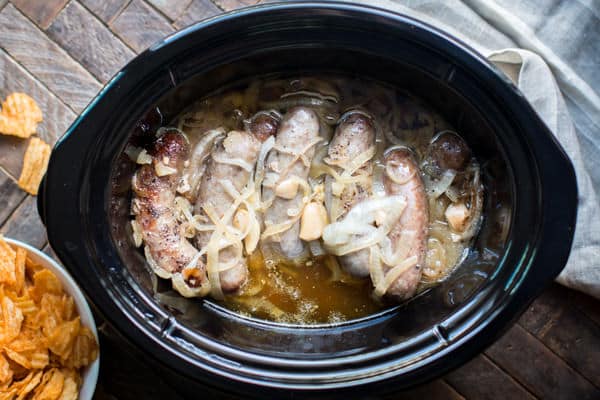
left=322, top=0, right=600, bottom=298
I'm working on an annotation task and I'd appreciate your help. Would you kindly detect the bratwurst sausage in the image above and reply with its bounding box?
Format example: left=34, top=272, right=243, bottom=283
left=261, top=107, right=321, bottom=259
left=132, top=129, right=209, bottom=296
left=325, top=112, right=375, bottom=277
left=194, top=114, right=278, bottom=294
left=382, top=147, right=428, bottom=300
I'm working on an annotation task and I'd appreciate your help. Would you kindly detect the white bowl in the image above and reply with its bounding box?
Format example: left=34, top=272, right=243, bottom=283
left=5, top=238, right=100, bottom=400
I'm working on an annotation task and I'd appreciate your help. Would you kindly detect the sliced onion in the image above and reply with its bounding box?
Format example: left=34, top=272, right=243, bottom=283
left=444, top=185, right=461, bottom=203
left=457, top=168, right=483, bottom=241
left=374, top=255, right=418, bottom=298
left=369, top=246, right=384, bottom=292
left=212, top=153, right=255, bottom=172
left=185, top=128, right=224, bottom=197
left=131, top=220, right=143, bottom=247
left=254, top=136, right=275, bottom=190
left=322, top=195, right=406, bottom=255
left=172, top=272, right=211, bottom=298
left=425, top=169, right=456, bottom=199
left=144, top=246, right=172, bottom=279
left=324, top=256, right=343, bottom=282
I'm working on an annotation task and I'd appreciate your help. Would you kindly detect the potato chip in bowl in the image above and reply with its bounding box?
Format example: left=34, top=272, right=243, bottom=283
left=0, top=236, right=99, bottom=400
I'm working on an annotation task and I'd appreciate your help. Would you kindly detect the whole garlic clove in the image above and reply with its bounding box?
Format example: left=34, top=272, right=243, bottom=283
left=275, top=178, right=299, bottom=199
left=299, top=202, right=329, bottom=241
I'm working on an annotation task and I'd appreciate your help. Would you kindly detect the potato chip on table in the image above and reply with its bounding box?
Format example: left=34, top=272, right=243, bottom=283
left=17, top=137, right=51, bottom=196
left=0, top=236, right=98, bottom=399
left=0, top=93, right=42, bottom=139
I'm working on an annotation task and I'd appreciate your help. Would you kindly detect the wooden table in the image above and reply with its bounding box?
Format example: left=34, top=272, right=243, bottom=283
left=0, top=1, right=598, bottom=398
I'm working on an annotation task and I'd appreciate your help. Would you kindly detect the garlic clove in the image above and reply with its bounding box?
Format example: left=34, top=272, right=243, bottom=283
left=299, top=202, right=329, bottom=241
left=275, top=178, right=300, bottom=199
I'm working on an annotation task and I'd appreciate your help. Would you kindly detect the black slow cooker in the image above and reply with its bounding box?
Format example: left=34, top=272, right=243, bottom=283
left=38, top=2, right=577, bottom=398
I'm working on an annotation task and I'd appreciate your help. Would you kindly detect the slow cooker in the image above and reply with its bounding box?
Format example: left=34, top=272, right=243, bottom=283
left=38, top=2, right=577, bottom=398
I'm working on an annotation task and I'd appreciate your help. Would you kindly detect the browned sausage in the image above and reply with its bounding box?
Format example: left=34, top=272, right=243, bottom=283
left=428, top=131, right=471, bottom=171
left=195, top=115, right=278, bottom=293
left=132, top=130, right=208, bottom=293
left=382, top=147, right=428, bottom=300
left=261, top=107, right=321, bottom=259
left=325, top=112, right=375, bottom=277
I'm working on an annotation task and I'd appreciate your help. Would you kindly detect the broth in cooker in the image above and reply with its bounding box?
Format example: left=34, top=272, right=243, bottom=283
left=126, top=75, right=484, bottom=324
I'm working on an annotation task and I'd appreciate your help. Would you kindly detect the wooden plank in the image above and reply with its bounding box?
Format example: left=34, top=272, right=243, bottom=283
left=79, top=0, right=129, bottom=24
left=0, top=136, right=28, bottom=180
left=539, top=310, right=600, bottom=388
left=213, top=0, right=262, bottom=12
left=446, top=354, right=535, bottom=400
left=47, top=1, right=136, bottom=83
left=0, top=49, right=77, bottom=178
left=519, top=284, right=567, bottom=335
left=0, top=169, right=27, bottom=227
left=0, top=49, right=77, bottom=143
left=485, top=324, right=599, bottom=399
left=569, top=288, right=600, bottom=327
left=110, top=0, right=174, bottom=53
left=386, top=379, right=465, bottom=400
left=0, top=4, right=101, bottom=113
left=147, top=0, right=192, bottom=21
left=520, top=290, right=600, bottom=388
left=0, top=196, right=47, bottom=249
left=173, top=0, right=221, bottom=30
left=10, top=0, right=69, bottom=29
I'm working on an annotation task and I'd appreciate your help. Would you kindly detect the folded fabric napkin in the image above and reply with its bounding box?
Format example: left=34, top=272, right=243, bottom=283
left=342, top=0, right=600, bottom=298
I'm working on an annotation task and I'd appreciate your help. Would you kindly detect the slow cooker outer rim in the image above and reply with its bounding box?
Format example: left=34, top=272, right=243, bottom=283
left=39, top=1, right=577, bottom=395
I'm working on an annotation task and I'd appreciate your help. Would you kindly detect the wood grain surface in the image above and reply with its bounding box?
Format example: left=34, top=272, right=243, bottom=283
left=147, top=0, right=192, bottom=21
left=0, top=1, right=599, bottom=399
left=79, top=0, right=129, bottom=23
left=47, top=1, right=136, bottom=83
left=10, top=0, right=69, bottom=28
left=173, top=0, right=220, bottom=30
left=0, top=4, right=101, bottom=112
left=110, top=0, right=174, bottom=53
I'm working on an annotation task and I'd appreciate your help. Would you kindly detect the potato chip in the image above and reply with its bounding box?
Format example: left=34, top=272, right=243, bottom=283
left=59, top=297, right=75, bottom=322
left=0, top=239, right=16, bottom=286
left=31, top=271, right=63, bottom=303
left=0, top=354, right=13, bottom=385
left=29, top=351, right=49, bottom=370
left=0, top=388, right=17, bottom=399
left=57, top=374, right=77, bottom=400
left=25, top=257, right=44, bottom=277
left=31, top=368, right=64, bottom=400
left=5, top=330, right=41, bottom=353
left=0, top=237, right=98, bottom=399
left=0, top=93, right=42, bottom=139
left=13, top=249, right=26, bottom=296
left=17, top=137, right=51, bottom=196
left=0, top=297, right=24, bottom=345
left=15, top=370, right=43, bottom=400
left=64, top=327, right=98, bottom=369
left=47, top=319, right=79, bottom=361
left=3, top=348, right=30, bottom=370
left=14, top=297, right=36, bottom=316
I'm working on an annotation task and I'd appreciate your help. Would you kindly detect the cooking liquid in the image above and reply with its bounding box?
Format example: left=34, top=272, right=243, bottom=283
left=171, top=75, right=479, bottom=324
left=222, top=250, right=383, bottom=324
